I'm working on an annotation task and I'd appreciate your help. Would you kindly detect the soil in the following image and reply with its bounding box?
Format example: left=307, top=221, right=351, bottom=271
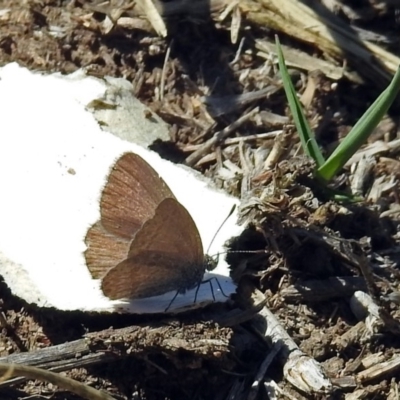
left=0, top=0, right=400, bottom=399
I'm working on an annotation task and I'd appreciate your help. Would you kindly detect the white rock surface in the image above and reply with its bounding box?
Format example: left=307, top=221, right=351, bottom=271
left=0, top=63, right=242, bottom=314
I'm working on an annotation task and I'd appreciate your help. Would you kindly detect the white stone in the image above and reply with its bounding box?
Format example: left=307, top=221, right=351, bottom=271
left=0, top=63, right=242, bottom=313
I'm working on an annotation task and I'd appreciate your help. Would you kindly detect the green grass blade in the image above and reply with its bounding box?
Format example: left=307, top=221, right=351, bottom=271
left=317, top=66, right=400, bottom=181
left=275, top=36, right=325, bottom=167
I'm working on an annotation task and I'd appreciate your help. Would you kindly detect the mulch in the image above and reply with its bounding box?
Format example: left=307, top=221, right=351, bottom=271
left=0, top=0, right=400, bottom=399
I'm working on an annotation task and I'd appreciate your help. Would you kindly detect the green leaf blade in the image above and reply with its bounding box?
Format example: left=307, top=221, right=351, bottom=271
left=275, top=36, right=325, bottom=167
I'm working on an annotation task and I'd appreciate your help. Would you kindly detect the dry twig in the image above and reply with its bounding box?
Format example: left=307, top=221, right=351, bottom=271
left=0, top=363, right=116, bottom=400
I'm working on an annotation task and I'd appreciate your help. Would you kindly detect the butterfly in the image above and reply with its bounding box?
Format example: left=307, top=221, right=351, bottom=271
left=84, top=152, right=215, bottom=301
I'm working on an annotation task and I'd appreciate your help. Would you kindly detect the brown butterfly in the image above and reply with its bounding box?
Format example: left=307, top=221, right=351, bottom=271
left=84, top=152, right=215, bottom=301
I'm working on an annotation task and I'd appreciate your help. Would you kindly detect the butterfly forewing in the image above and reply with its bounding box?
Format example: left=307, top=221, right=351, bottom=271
left=85, top=153, right=175, bottom=280
left=101, top=198, right=205, bottom=299
left=100, top=153, right=175, bottom=239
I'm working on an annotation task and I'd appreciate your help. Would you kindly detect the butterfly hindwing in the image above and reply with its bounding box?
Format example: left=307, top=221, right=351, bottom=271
left=101, top=198, right=205, bottom=299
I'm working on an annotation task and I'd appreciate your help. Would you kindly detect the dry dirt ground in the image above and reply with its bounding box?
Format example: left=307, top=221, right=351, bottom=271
left=1, top=0, right=400, bottom=399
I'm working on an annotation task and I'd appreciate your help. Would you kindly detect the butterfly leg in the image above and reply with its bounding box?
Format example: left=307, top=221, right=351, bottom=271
left=166, top=278, right=230, bottom=312
left=194, top=282, right=201, bottom=303
left=164, top=290, right=180, bottom=312
left=208, top=280, right=215, bottom=302
left=193, top=280, right=215, bottom=304
left=193, top=277, right=229, bottom=304
left=212, top=277, right=228, bottom=298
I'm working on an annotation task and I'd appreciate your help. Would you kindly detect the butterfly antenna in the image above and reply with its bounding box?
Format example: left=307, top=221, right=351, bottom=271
left=206, top=204, right=237, bottom=255
left=207, top=248, right=267, bottom=264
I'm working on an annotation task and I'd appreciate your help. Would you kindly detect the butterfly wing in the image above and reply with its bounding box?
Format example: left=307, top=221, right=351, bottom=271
left=85, top=153, right=175, bottom=278
left=101, top=198, right=205, bottom=299
left=100, top=152, right=176, bottom=239
left=84, top=222, right=130, bottom=279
